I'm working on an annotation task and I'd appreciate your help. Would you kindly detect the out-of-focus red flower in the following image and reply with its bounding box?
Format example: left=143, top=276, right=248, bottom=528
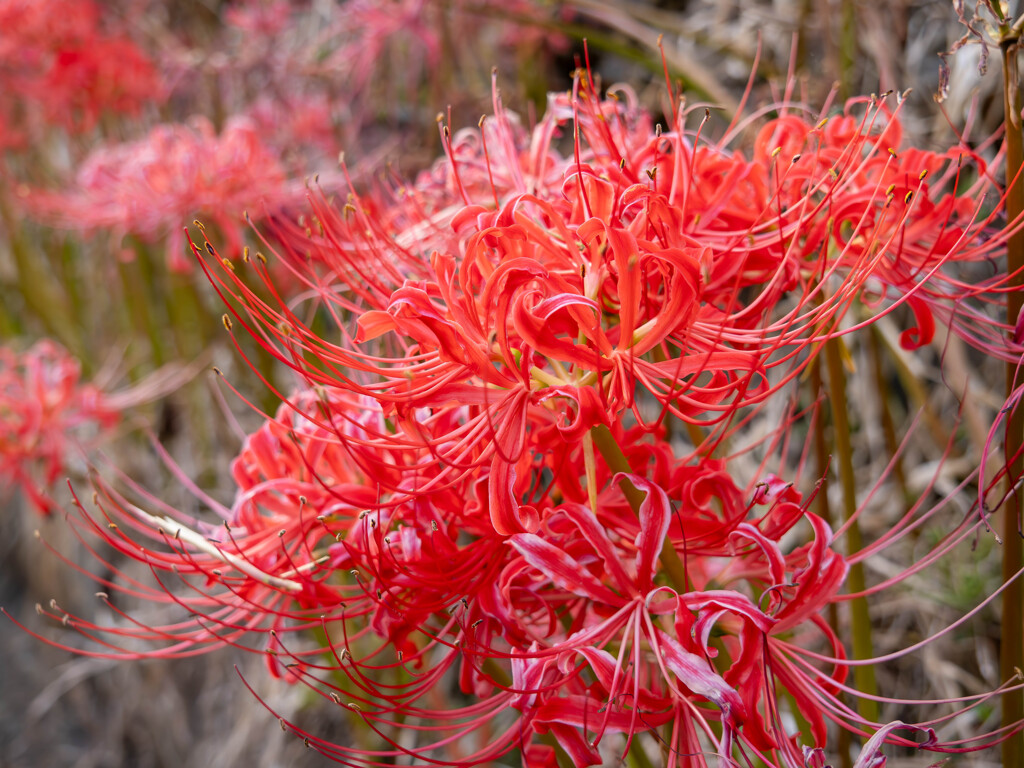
left=224, top=0, right=293, bottom=34
left=41, top=39, right=159, bottom=131
left=0, top=0, right=161, bottom=139
left=0, top=341, right=117, bottom=513
left=30, top=118, right=292, bottom=271
left=0, top=340, right=193, bottom=513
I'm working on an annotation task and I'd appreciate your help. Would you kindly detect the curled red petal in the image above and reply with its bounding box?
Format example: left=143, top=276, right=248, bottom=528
left=509, top=532, right=622, bottom=603
left=613, top=473, right=671, bottom=593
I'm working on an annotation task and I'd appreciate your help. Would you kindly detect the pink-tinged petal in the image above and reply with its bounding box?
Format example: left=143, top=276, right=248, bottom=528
left=534, top=694, right=672, bottom=734
left=522, top=744, right=558, bottom=768
left=899, top=294, right=936, bottom=350
left=488, top=455, right=539, bottom=535
left=511, top=292, right=607, bottom=364
left=510, top=643, right=548, bottom=710
left=680, top=590, right=776, bottom=634
left=776, top=513, right=849, bottom=630
left=692, top=608, right=727, bottom=658
left=852, top=722, right=937, bottom=768
left=614, top=473, right=671, bottom=592
left=758, top=499, right=805, bottom=540
left=509, top=533, right=622, bottom=604
left=730, top=522, right=787, bottom=592
left=752, top=474, right=800, bottom=505
left=561, top=644, right=667, bottom=711
left=479, top=256, right=549, bottom=314
left=492, top=389, right=531, bottom=463
left=654, top=627, right=744, bottom=717
left=531, top=292, right=600, bottom=320
left=546, top=722, right=602, bottom=767
left=562, top=504, right=635, bottom=596
left=489, top=450, right=544, bottom=536
left=450, top=203, right=495, bottom=235
left=803, top=746, right=828, bottom=768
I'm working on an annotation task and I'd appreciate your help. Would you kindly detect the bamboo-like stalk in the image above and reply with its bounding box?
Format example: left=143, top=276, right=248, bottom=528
left=1000, top=22, right=1024, bottom=768
left=0, top=193, right=83, bottom=360
left=838, top=0, right=857, bottom=99
left=823, top=336, right=879, bottom=725
left=867, top=327, right=912, bottom=513
left=590, top=424, right=690, bottom=591
left=810, top=358, right=853, bottom=768
left=117, top=256, right=166, bottom=370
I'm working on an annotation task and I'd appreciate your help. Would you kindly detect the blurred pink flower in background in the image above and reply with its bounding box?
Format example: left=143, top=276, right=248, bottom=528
left=0, top=0, right=160, bottom=143
left=30, top=118, right=293, bottom=271
left=224, top=0, right=293, bottom=34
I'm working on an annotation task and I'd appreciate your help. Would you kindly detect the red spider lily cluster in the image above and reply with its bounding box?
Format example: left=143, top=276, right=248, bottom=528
left=0, top=342, right=121, bottom=514
left=0, top=0, right=159, bottom=148
left=20, top=59, right=1024, bottom=767
left=0, top=341, right=194, bottom=514
left=29, top=118, right=295, bottom=272
left=11, top=0, right=569, bottom=281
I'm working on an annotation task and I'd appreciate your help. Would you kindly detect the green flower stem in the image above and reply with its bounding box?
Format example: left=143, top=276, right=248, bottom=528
left=0, top=291, right=17, bottom=340
left=0, top=193, right=83, bottom=359
left=810, top=357, right=853, bottom=768
left=867, top=328, right=912, bottom=514
left=166, top=271, right=207, bottom=360
left=118, top=242, right=167, bottom=370
left=838, top=0, right=857, bottom=99
left=823, top=336, right=879, bottom=726
left=625, top=737, right=657, bottom=768
left=1001, top=26, right=1024, bottom=768
left=57, top=236, right=86, bottom=347
left=590, top=424, right=689, bottom=591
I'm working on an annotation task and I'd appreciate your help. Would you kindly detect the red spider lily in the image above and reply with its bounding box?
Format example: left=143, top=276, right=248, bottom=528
left=0, top=0, right=160, bottom=140
left=0, top=340, right=182, bottom=513
left=29, top=419, right=1013, bottom=767
left=224, top=0, right=293, bottom=34
left=29, top=118, right=294, bottom=272
left=22, top=387, right=510, bottom=661
left=17, top=59, right=1024, bottom=768
left=187, top=71, right=1020, bottom=547
left=0, top=341, right=117, bottom=513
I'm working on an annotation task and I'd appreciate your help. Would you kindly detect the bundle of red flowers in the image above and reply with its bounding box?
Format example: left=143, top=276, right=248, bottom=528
left=0, top=0, right=160, bottom=147
left=20, top=67, right=1024, bottom=767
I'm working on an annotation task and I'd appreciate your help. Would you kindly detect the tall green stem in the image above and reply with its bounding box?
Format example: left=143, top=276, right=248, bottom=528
left=0, top=193, right=82, bottom=358
left=867, top=328, right=912, bottom=514
left=810, top=358, right=853, bottom=768
left=1001, top=28, right=1024, bottom=768
left=823, top=337, right=879, bottom=725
